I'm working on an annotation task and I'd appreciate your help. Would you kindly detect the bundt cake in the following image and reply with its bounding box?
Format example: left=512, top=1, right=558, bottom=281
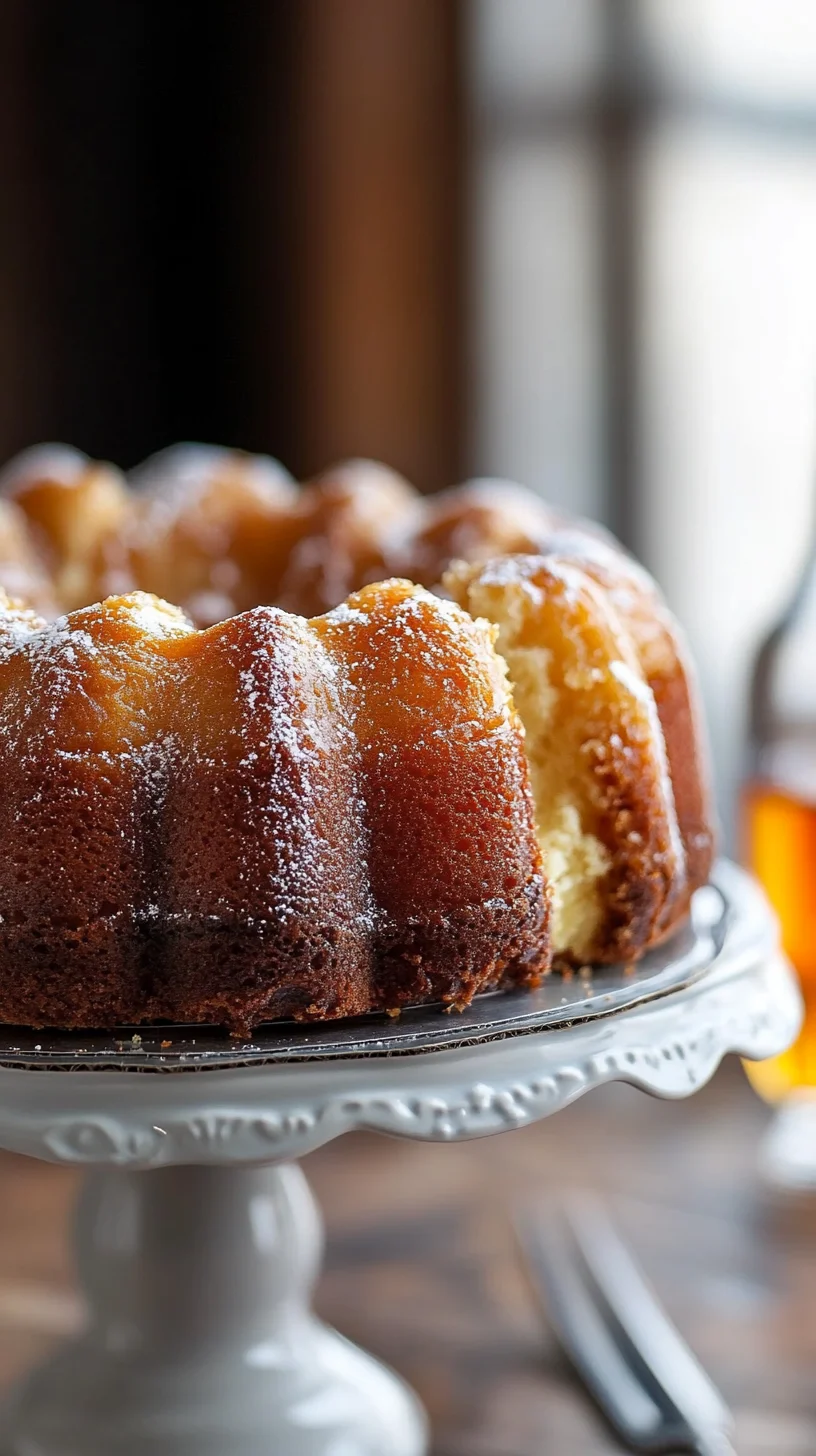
left=1, top=444, right=577, bottom=626
left=445, top=554, right=711, bottom=962
left=0, top=444, right=130, bottom=612
left=0, top=443, right=715, bottom=1032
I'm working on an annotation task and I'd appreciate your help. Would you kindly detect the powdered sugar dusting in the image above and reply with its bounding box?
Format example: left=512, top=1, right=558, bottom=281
left=610, top=658, right=651, bottom=704
left=323, top=601, right=368, bottom=627
left=0, top=443, right=89, bottom=496
left=460, top=554, right=547, bottom=607
left=158, top=606, right=377, bottom=939
left=129, top=442, right=292, bottom=501
left=120, top=594, right=192, bottom=638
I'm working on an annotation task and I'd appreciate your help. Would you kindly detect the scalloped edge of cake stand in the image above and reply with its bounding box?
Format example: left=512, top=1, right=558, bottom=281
left=0, top=878, right=800, bottom=1456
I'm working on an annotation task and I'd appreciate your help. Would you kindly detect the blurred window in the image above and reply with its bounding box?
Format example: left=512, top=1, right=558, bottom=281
left=469, top=0, right=606, bottom=520
left=469, top=0, right=816, bottom=835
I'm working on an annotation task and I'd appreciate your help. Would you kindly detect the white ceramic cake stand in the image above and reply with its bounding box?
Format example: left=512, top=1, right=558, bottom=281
left=0, top=861, right=800, bottom=1456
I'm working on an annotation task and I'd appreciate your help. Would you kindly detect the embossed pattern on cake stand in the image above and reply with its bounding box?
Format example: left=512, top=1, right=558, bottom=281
left=0, top=862, right=801, bottom=1456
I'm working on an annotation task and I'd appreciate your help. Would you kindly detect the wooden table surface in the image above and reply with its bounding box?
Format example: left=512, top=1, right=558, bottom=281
left=0, top=1058, right=814, bottom=1455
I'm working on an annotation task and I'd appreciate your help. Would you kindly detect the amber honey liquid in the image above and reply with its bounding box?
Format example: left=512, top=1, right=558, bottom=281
left=743, top=781, right=816, bottom=1101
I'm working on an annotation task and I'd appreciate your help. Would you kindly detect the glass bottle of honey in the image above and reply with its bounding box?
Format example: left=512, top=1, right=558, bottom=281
left=743, top=544, right=816, bottom=1106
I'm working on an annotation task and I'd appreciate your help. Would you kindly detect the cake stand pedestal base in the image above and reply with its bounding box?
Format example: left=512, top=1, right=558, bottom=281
left=0, top=866, right=800, bottom=1456
left=0, top=1162, right=425, bottom=1456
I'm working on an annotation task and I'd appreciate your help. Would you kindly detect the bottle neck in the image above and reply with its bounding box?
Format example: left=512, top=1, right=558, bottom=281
left=749, top=494, right=816, bottom=785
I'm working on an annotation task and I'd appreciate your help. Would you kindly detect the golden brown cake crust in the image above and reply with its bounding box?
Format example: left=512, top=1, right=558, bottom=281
left=0, top=501, right=57, bottom=618
left=531, top=530, right=716, bottom=917
left=0, top=443, right=714, bottom=1031
left=1, top=450, right=568, bottom=628
left=0, top=584, right=548, bottom=1033
left=445, top=550, right=714, bottom=965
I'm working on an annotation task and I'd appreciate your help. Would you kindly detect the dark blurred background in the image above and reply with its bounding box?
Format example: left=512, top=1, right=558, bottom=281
left=3, top=0, right=816, bottom=829
left=0, top=1, right=465, bottom=491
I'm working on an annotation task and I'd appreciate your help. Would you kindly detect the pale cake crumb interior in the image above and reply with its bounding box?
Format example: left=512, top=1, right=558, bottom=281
left=446, top=564, right=612, bottom=960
